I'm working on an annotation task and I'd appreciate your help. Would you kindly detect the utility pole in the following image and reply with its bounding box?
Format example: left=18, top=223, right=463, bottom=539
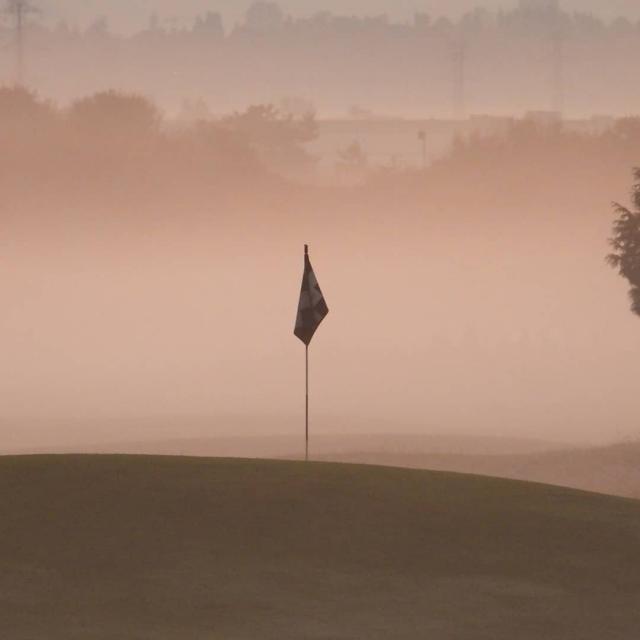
left=6, top=0, right=36, bottom=86
left=452, top=38, right=467, bottom=120
left=417, top=130, right=427, bottom=170
left=551, top=26, right=564, bottom=116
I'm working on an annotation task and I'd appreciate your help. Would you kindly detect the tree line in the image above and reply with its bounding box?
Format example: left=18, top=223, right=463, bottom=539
left=2, top=86, right=639, bottom=217
left=5, top=2, right=640, bottom=116
left=0, top=87, right=317, bottom=212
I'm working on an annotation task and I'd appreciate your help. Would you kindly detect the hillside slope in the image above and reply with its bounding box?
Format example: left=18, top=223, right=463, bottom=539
left=0, top=455, right=639, bottom=639
left=313, top=442, right=640, bottom=499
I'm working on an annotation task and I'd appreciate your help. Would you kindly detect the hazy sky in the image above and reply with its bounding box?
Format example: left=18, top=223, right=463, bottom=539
left=3, top=0, right=639, bottom=453
left=37, top=1, right=640, bottom=32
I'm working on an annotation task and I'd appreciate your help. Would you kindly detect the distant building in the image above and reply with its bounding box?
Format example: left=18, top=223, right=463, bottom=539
left=519, top=0, right=559, bottom=12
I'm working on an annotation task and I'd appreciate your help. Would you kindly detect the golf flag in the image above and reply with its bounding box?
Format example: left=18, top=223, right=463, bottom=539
left=294, top=245, right=329, bottom=346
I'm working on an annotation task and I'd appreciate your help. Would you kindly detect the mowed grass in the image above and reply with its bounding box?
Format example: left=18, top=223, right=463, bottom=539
left=0, top=456, right=639, bottom=639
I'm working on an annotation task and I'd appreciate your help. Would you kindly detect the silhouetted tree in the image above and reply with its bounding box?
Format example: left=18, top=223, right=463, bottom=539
left=607, top=169, right=640, bottom=316
left=86, top=16, right=109, bottom=37
left=336, top=140, right=368, bottom=183
left=244, top=2, right=285, bottom=33
left=67, top=90, right=160, bottom=137
left=0, top=88, right=271, bottom=210
left=193, top=12, right=223, bottom=39
left=337, top=141, right=367, bottom=170
left=222, top=104, right=317, bottom=172
left=0, top=85, right=53, bottom=126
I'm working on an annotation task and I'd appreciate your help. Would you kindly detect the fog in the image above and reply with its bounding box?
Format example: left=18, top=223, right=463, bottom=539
left=2, top=2, right=640, bottom=455
left=2, top=166, right=638, bottom=451
left=36, top=1, right=640, bottom=33
left=7, top=5, right=640, bottom=118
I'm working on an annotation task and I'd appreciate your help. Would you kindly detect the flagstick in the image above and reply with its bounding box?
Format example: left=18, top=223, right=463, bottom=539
left=305, top=344, right=309, bottom=462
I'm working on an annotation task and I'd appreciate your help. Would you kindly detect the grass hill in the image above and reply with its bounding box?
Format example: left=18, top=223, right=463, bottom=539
left=1, top=455, right=639, bottom=639
left=312, top=441, right=640, bottom=500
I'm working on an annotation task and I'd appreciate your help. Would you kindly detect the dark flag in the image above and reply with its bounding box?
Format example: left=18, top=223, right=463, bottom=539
left=294, top=245, right=329, bottom=346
